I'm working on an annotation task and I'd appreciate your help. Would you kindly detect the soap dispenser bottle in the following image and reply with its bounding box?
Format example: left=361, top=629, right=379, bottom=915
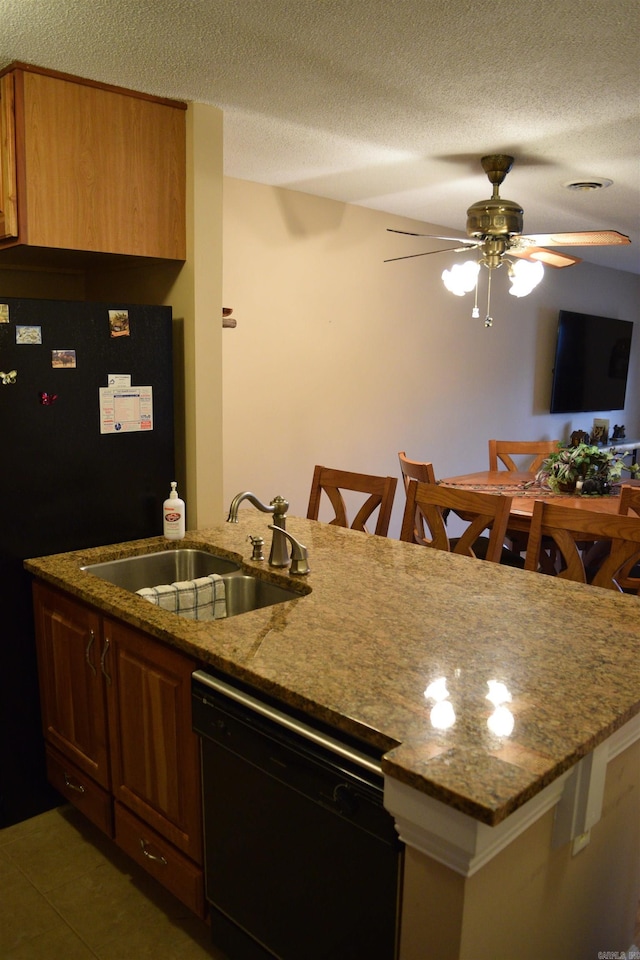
left=163, top=481, right=186, bottom=540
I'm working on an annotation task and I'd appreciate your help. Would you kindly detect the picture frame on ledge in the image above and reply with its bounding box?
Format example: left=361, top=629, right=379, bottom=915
left=591, top=418, right=609, bottom=445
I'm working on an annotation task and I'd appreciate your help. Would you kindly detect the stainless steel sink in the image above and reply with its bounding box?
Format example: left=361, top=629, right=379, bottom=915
left=81, top=548, right=240, bottom=592
left=223, top=574, right=301, bottom=617
left=81, top=549, right=305, bottom=618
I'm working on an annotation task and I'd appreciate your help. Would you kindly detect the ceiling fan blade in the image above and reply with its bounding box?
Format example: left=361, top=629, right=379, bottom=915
left=384, top=244, right=479, bottom=264
left=387, top=228, right=479, bottom=246
left=521, top=230, right=630, bottom=247
left=509, top=245, right=582, bottom=268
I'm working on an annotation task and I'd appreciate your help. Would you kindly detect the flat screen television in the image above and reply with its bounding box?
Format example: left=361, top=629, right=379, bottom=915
left=549, top=310, right=633, bottom=414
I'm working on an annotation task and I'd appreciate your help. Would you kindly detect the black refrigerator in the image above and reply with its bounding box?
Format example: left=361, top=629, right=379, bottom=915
left=0, top=296, right=175, bottom=826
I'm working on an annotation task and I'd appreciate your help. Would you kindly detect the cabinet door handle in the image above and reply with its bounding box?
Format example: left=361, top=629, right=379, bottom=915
left=85, top=629, right=97, bottom=676
left=63, top=772, right=86, bottom=794
left=139, top=838, right=168, bottom=866
left=100, top=636, right=112, bottom=685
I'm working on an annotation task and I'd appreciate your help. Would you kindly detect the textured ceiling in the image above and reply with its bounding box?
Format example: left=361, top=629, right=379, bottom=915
left=2, top=0, right=639, bottom=273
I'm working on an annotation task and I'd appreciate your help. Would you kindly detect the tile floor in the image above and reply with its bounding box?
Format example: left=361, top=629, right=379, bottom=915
left=3, top=804, right=639, bottom=958
left=0, top=805, right=226, bottom=959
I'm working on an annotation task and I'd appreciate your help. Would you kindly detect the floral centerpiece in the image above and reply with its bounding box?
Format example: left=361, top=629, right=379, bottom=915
left=535, top=442, right=639, bottom=495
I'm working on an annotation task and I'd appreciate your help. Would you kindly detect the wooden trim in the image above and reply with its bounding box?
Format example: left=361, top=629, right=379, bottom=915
left=0, top=60, right=187, bottom=110
left=0, top=72, right=18, bottom=239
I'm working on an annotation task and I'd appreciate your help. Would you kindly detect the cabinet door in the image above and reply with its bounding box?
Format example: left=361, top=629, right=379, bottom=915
left=104, top=618, right=202, bottom=863
left=0, top=71, right=18, bottom=240
left=33, top=582, right=110, bottom=788
left=19, top=69, right=186, bottom=258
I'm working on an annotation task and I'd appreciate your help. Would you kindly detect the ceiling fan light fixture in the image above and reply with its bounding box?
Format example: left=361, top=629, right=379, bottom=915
left=441, top=260, right=480, bottom=296
left=563, top=178, right=613, bottom=192
left=508, top=259, right=544, bottom=297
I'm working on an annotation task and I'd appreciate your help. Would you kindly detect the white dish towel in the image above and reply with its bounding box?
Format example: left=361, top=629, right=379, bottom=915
left=136, top=574, right=227, bottom=620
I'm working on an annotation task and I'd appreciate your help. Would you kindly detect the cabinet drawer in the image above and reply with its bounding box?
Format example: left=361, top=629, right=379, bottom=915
left=114, top=802, right=205, bottom=919
left=46, top=745, right=113, bottom=836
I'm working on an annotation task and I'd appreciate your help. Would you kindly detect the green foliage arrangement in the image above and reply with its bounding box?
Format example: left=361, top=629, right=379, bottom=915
left=536, top=442, right=639, bottom=494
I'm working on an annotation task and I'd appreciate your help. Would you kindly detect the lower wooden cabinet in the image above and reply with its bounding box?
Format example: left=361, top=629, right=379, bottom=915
left=33, top=581, right=204, bottom=915
left=45, top=743, right=113, bottom=835
left=115, top=802, right=206, bottom=918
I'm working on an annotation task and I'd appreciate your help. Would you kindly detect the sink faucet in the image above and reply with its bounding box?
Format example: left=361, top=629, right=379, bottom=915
left=226, top=492, right=290, bottom=567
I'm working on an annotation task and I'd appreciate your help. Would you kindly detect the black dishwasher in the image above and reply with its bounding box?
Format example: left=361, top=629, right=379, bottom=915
left=192, top=670, right=403, bottom=960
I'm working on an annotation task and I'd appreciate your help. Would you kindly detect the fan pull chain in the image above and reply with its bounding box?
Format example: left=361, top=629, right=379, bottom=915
left=485, top=269, right=493, bottom=327
left=471, top=272, right=480, bottom=319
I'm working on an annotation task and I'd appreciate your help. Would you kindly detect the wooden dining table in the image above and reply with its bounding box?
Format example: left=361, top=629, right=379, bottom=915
left=439, top=470, right=627, bottom=534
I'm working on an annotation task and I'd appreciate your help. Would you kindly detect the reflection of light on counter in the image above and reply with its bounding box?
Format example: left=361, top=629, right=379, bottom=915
left=425, top=677, right=449, bottom=701
left=486, top=680, right=512, bottom=707
left=424, top=677, right=456, bottom=730
left=486, top=680, right=514, bottom=737
left=487, top=704, right=515, bottom=737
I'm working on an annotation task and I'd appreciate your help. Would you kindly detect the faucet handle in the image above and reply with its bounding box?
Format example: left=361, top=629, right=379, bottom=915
left=268, top=525, right=310, bottom=576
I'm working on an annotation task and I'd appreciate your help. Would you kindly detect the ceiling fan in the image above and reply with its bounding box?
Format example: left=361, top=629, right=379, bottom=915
left=386, top=154, right=630, bottom=325
left=386, top=154, right=630, bottom=271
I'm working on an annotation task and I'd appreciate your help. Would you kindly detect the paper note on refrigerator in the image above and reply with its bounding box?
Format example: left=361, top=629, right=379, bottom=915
left=99, top=385, right=153, bottom=434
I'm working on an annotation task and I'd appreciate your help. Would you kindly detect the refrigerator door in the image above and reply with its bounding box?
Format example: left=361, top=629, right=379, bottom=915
left=0, top=296, right=175, bottom=825
left=0, top=297, right=174, bottom=557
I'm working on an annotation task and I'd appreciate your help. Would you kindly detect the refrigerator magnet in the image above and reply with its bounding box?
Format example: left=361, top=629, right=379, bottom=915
left=39, top=391, right=58, bottom=405
left=51, top=350, right=76, bottom=369
left=16, top=325, right=42, bottom=344
left=109, top=310, right=130, bottom=337
left=0, top=369, right=17, bottom=384
left=0, top=304, right=9, bottom=323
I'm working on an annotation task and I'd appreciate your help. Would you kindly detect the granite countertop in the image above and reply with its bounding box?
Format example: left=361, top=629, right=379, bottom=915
left=24, top=514, right=640, bottom=827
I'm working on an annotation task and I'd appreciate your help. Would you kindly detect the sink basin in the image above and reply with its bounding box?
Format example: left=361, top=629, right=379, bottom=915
left=81, top=550, right=305, bottom=618
left=223, top=574, right=302, bottom=617
left=81, top=548, right=240, bottom=593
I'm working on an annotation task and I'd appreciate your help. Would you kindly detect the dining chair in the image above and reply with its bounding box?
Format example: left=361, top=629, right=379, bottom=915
left=399, top=479, right=514, bottom=563
left=523, top=499, right=640, bottom=591
left=488, top=439, right=560, bottom=473
left=398, top=452, right=436, bottom=546
left=488, top=439, right=560, bottom=555
left=306, top=465, right=397, bottom=536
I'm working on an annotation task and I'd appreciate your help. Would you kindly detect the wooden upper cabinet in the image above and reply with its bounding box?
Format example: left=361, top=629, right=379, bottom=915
left=0, top=63, right=186, bottom=260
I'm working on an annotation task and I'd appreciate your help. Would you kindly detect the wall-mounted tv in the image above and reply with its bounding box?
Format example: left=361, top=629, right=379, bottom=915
left=549, top=310, right=633, bottom=414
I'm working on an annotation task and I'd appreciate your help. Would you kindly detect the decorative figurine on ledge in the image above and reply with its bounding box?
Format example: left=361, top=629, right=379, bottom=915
left=612, top=424, right=626, bottom=441
left=570, top=430, right=591, bottom=447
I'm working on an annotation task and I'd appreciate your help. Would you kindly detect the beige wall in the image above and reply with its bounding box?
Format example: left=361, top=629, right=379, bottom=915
left=222, top=177, right=640, bottom=536
left=399, top=739, right=640, bottom=960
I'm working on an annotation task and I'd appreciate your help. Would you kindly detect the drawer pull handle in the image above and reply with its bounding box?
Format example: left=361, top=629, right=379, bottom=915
left=100, top=636, right=112, bottom=685
left=63, top=773, right=86, bottom=794
left=85, top=629, right=97, bottom=676
left=139, top=838, right=168, bottom=866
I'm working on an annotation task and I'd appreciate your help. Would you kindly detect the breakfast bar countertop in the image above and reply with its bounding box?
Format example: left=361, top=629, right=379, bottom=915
left=24, top=514, right=640, bottom=827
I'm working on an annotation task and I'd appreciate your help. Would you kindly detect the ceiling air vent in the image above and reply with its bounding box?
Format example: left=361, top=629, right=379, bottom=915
left=563, top=178, right=613, bottom=191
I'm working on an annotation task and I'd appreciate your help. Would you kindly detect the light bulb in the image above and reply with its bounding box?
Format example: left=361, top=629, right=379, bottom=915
left=442, top=260, right=480, bottom=296
left=508, top=259, right=544, bottom=297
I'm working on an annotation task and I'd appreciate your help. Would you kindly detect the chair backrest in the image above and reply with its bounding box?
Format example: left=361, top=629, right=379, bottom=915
left=488, top=439, right=559, bottom=473
left=619, top=484, right=640, bottom=518
left=306, top=465, right=397, bottom=536
left=524, top=499, right=640, bottom=591
left=616, top=484, right=640, bottom=590
left=399, top=479, right=512, bottom=562
left=398, top=452, right=437, bottom=547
